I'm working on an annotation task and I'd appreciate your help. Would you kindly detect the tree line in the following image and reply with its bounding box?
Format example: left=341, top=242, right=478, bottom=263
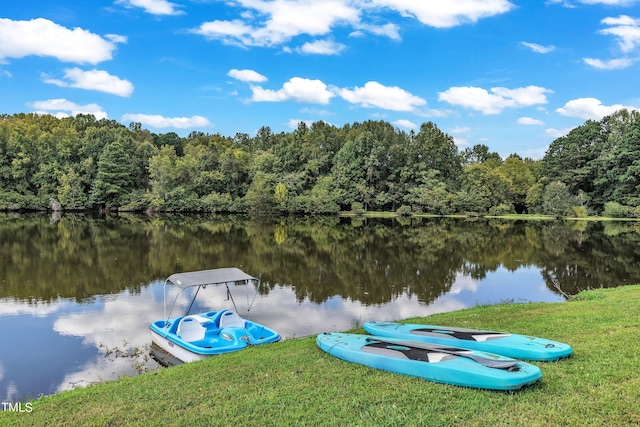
left=1, top=109, right=639, bottom=216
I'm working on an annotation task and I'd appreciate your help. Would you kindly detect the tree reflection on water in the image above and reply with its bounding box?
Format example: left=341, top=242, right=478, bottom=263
left=1, top=213, right=639, bottom=304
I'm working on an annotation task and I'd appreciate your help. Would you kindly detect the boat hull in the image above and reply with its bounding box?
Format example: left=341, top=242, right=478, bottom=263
left=364, top=321, right=573, bottom=361
left=149, top=310, right=280, bottom=365
left=317, top=332, right=542, bottom=391
left=150, top=329, right=210, bottom=365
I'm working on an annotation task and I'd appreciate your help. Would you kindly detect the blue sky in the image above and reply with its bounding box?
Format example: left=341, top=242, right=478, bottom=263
left=1, top=1, right=640, bottom=159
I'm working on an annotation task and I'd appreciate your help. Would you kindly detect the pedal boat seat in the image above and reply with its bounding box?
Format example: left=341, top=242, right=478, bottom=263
left=177, top=315, right=207, bottom=342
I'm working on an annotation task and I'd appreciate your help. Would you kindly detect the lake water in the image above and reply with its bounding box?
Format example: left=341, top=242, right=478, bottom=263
left=1, top=213, right=639, bottom=402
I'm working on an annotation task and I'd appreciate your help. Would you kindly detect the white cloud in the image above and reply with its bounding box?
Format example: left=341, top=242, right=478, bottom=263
left=545, top=0, right=575, bottom=6
left=193, top=20, right=254, bottom=47
left=299, top=107, right=334, bottom=116
left=106, top=34, right=128, bottom=44
left=250, top=77, right=335, bottom=104
left=556, top=97, right=639, bottom=120
left=439, top=87, right=506, bottom=114
left=521, top=41, right=555, bottom=53
left=581, top=15, right=640, bottom=71
left=31, top=98, right=108, bottom=119
left=448, top=126, right=471, bottom=147
left=0, top=18, right=124, bottom=64
left=228, top=69, right=268, bottom=82
left=449, top=126, right=471, bottom=134
left=393, top=119, right=417, bottom=130
left=546, top=127, right=574, bottom=138
left=550, top=0, right=638, bottom=5
left=518, top=117, right=545, bottom=125
left=241, top=76, right=427, bottom=112
left=452, top=137, right=470, bottom=148
left=115, top=0, right=184, bottom=15
left=583, top=57, right=635, bottom=69
left=493, top=86, right=552, bottom=106
left=599, top=15, right=640, bottom=53
left=438, top=85, right=552, bottom=114
left=354, top=23, right=401, bottom=40
left=603, top=16, right=640, bottom=26
left=121, top=113, right=212, bottom=129
left=192, top=0, right=360, bottom=47
left=298, top=39, right=347, bottom=55
left=372, top=0, right=515, bottom=28
left=191, top=0, right=515, bottom=49
left=581, top=0, right=638, bottom=5
left=339, top=81, right=426, bottom=111
left=43, top=68, right=134, bottom=97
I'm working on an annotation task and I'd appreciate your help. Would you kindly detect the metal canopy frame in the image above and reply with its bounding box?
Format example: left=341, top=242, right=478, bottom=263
left=165, top=267, right=258, bottom=289
left=162, top=267, right=260, bottom=320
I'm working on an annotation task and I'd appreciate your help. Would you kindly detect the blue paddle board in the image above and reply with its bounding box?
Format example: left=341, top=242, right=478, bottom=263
left=364, top=321, right=573, bottom=361
left=317, top=332, right=542, bottom=391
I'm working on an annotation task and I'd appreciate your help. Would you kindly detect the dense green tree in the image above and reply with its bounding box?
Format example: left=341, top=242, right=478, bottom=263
left=540, top=109, right=640, bottom=214
left=404, top=170, right=452, bottom=214
left=251, top=151, right=282, bottom=176
left=331, top=130, right=392, bottom=210
left=525, top=180, right=546, bottom=214
left=245, top=172, right=277, bottom=213
left=273, top=132, right=305, bottom=174
left=154, top=131, right=184, bottom=156
left=451, top=188, right=490, bottom=214
left=6, top=116, right=40, bottom=195
left=274, top=182, right=288, bottom=211
left=253, top=126, right=277, bottom=152
left=462, top=144, right=502, bottom=166
left=148, top=144, right=178, bottom=208
left=0, top=118, right=10, bottom=191
left=330, top=135, right=366, bottom=208
left=307, top=176, right=340, bottom=214
left=89, top=140, right=136, bottom=209
left=541, top=120, right=604, bottom=210
left=497, top=155, right=536, bottom=213
left=412, top=122, right=463, bottom=189
left=77, top=126, right=119, bottom=198
left=593, top=110, right=640, bottom=208
left=460, top=162, right=511, bottom=213
left=219, top=147, right=251, bottom=199
left=33, top=122, right=80, bottom=198
left=305, top=121, right=342, bottom=178
left=1, top=111, right=639, bottom=216
left=58, top=166, right=88, bottom=209
left=543, top=181, right=576, bottom=216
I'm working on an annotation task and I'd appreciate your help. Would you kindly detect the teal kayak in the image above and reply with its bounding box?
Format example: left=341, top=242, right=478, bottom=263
left=363, top=321, right=573, bottom=362
left=317, top=332, right=542, bottom=391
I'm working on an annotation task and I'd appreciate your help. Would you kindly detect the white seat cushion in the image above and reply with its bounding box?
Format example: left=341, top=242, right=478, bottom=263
left=177, top=316, right=206, bottom=342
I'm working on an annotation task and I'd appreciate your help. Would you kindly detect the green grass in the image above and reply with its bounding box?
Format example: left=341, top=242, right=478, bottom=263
left=3, top=286, right=639, bottom=426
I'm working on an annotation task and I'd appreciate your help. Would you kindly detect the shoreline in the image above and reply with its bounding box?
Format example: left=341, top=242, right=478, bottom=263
left=2, top=285, right=638, bottom=426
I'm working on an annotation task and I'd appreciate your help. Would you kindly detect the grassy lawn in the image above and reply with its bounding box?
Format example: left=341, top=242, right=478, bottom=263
left=2, top=285, right=639, bottom=426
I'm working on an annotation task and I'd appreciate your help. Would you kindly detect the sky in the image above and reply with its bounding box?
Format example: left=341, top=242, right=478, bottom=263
left=1, top=1, right=640, bottom=159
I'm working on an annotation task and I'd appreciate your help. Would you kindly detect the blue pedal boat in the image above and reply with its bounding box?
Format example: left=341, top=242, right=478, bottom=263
left=150, top=268, right=280, bottom=365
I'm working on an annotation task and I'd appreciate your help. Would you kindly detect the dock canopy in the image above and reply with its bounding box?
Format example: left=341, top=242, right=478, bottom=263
left=165, top=268, right=258, bottom=289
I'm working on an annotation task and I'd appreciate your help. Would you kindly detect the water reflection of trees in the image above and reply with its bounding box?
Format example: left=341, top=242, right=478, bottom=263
left=1, top=214, right=639, bottom=304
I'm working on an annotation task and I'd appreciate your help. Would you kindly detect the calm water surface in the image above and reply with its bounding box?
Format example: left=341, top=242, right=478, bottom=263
left=1, top=213, right=639, bottom=402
